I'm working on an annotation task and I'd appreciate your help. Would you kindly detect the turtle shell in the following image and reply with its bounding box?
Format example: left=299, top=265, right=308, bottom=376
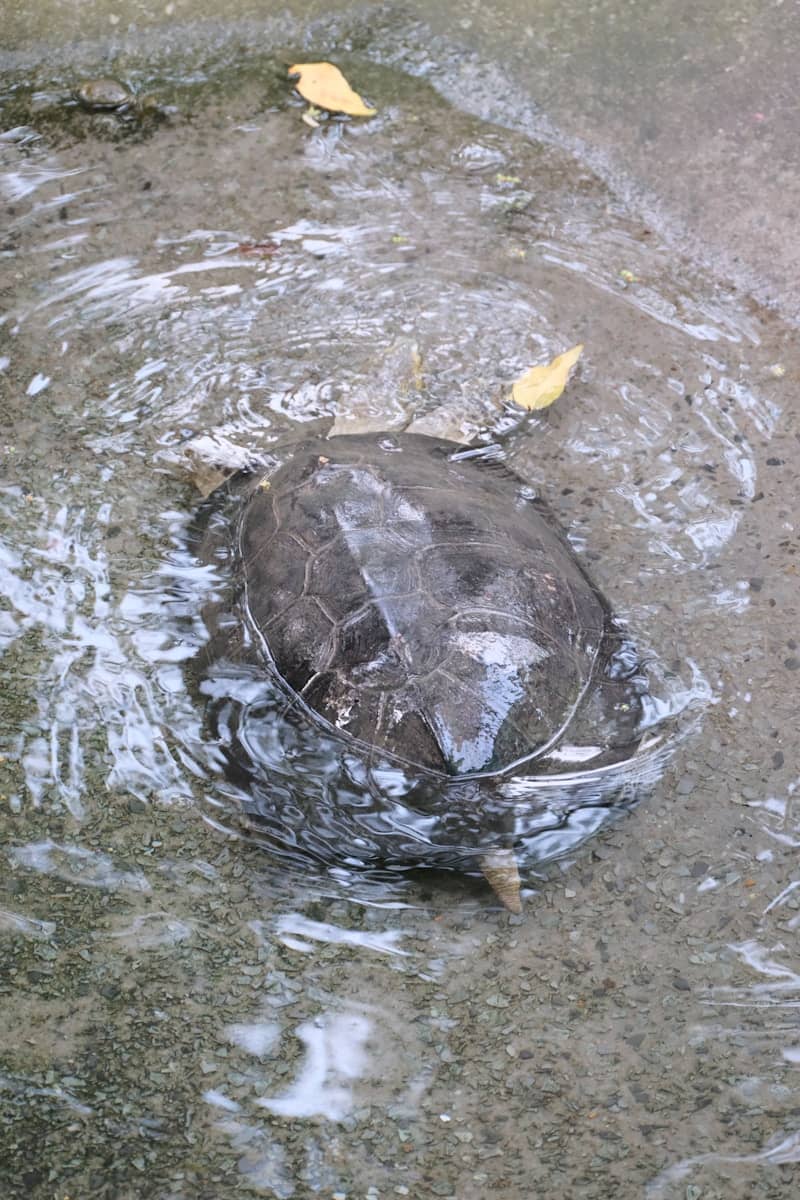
left=196, top=432, right=642, bottom=782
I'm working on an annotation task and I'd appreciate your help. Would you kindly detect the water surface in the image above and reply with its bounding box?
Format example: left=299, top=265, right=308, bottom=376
left=1, top=33, right=799, bottom=1200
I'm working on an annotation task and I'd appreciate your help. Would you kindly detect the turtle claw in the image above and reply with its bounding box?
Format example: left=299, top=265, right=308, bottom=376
left=480, top=848, right=523, bottom=913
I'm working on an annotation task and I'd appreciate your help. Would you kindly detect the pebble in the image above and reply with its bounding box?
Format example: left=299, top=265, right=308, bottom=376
left=485, top=993, right=510, bottom=1008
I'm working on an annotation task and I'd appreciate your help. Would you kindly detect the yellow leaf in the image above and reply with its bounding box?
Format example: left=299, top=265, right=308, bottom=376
left=288, top=62, right=377, bottom=117
left=511, top=343, right=584, bottom=412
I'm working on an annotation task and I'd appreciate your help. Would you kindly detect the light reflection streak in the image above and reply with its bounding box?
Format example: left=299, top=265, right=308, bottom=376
left=647, top=1127, right=800, bottom=1197
left=700, top=939, right=800, bottom=1012
left=0, top=493, right=206, bottom=814
left=0, top=908, right=56, bottom=938
left=256, top=1012, right=371, bottom=1122
left=272, top=913, right=411, bottom=957
left=8, top=839, right=151, bottom=892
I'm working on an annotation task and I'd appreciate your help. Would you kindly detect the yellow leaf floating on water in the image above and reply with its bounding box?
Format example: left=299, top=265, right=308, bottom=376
left=288, top=62, right=377, bottom=117
left=511, top=343, right=584, bottom=411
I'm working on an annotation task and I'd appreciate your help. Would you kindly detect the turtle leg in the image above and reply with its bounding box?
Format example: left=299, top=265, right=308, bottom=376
left=479, top=847, right=522, bottom=913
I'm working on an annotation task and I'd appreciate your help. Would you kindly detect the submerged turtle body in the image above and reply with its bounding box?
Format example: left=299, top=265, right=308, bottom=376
left=194, top=432, right=647, bottom=895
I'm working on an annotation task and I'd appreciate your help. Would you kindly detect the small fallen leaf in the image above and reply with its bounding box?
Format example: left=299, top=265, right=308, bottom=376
left=619, top=268, right=639, bottom=284
left=236, top=241, right=279, bottom=258
left=288, top=62, right=377, bottom=117
left=511, top=344, right=584, bottom=411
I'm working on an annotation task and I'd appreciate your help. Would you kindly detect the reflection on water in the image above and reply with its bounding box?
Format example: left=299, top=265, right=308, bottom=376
left=9, top=840, right=152, bottom=892
left=0, top=42, right=797, bottom=1200
left=256, top=1011, right=372, bottom=1120
left=273, top=914, right=411, bottom=957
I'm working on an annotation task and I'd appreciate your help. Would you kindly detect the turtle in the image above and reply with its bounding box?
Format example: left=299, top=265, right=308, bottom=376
left=72, top=78, right=164, bottom=121
left=191, top=431, right=653, bottom=910
left=73, top=78, right=136, bottom=112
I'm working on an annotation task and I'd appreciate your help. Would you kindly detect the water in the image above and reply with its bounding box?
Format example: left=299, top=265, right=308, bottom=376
left=1, top=35, right=799, bottom=1200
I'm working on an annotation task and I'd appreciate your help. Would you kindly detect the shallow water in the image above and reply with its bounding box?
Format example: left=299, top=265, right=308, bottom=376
left=1, top=29, right=799, bottom=1200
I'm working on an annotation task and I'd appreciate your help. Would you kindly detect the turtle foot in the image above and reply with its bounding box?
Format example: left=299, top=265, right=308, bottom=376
left=480, top=848, right=522, bottom=914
